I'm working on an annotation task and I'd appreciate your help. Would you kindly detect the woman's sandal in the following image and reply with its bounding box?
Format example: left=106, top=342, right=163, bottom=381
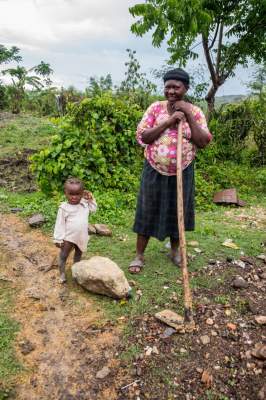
left=167, top=253, right=181, bottom=267
left=128, top=258, right=144, bottom=274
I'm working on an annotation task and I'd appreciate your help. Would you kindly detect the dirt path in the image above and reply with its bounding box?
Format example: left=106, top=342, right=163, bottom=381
left=0, top=214, right=120, bottom=400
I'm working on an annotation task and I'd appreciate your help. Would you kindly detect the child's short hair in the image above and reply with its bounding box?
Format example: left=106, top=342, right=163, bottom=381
left=64, top=177, right=84, bottom=191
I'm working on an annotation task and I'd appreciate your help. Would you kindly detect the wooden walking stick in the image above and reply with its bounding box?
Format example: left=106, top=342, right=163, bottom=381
left=176, top=120, right=194, bottom=326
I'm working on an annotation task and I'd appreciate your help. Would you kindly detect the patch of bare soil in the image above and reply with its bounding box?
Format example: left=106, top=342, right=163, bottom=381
left=116, top=258, right=266, bottom=399
left=224, top=207, right=266, bottom=230
left=0, top=214, right=122, bottom=400
left=0, top=150, right=36, bottom=192
left=0, top=111, right=16, bottom=124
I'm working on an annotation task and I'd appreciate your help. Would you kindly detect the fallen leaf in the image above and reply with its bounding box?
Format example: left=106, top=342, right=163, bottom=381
left=188, top=240, right=199, bottom=246
left=222, top=239, right=239, bottom=249
left=194, top=248, right=203, bottom=254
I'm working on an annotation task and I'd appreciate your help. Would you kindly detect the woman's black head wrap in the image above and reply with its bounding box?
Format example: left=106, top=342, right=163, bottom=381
left=163, top=68, right=190, bottom=86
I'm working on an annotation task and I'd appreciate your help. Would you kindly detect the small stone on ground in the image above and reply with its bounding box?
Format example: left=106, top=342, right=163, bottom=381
left=96, top=366, right=110, bottom=379
left=28, top=213, right=46, bottom=227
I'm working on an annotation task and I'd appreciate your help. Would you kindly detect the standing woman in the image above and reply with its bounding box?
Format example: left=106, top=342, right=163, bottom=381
left=129, top=68, right=212, bottom=273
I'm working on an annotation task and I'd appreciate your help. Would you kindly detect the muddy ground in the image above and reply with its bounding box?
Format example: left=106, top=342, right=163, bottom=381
left=0, top=150, right=36, bottom=192
left=0, top=214, right=265, bottom=399
left=0, top=214, right=122, bottom=400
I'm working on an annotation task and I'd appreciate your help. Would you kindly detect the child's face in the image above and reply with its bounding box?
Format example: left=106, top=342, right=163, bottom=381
left=65, top=183, right=83, bottom=205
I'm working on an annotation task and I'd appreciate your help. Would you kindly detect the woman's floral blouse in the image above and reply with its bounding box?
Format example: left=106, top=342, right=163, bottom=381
left=136, top=100, right=212, bottom=175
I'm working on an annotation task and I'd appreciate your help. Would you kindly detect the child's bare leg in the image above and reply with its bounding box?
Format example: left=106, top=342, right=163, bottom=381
left=58, top=241, right=74, bottom=283
left=73, top=245, right=82, bottom=263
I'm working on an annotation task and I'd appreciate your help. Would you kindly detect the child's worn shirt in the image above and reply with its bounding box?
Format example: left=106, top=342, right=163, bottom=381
left=53, top=197, right=97, bottom=252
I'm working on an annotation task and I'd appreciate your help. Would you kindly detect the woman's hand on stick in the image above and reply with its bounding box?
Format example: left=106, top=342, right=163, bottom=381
left=168, top=111, right=185, bottom=128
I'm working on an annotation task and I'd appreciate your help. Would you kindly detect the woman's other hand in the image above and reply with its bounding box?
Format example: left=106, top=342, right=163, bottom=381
left=174, top=100, right=191, bottom=115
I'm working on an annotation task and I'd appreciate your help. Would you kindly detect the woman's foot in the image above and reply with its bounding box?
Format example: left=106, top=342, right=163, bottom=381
left=128, top=256, right=144, bottom=274
left=167, top=252, right=181, bottom=267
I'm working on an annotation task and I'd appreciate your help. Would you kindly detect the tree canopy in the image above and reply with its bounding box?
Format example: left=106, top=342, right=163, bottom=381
left=0, top=44, right=22, bottom=65
left=129, top=0, right=266, bottom=114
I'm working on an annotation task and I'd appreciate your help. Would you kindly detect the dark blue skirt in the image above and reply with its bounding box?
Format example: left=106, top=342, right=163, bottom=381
left=133, top=160, right=195, bottom=241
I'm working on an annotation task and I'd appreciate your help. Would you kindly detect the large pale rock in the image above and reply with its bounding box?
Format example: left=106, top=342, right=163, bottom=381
left=71, top=256, right=130, bottom=299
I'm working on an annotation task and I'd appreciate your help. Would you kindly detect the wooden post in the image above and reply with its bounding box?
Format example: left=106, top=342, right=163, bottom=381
left=176, top=121, right=194, bottom=323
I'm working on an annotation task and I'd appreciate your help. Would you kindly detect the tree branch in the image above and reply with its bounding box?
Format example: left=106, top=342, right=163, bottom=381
left=202, top=33, right=217, bottom=86
left=215, top=23, right=224, bottom=75
left=208, top=22, right=220, bottom=50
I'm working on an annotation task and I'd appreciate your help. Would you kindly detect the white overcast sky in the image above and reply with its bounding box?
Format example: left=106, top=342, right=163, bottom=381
left=0, top=0, right=256, bottom=95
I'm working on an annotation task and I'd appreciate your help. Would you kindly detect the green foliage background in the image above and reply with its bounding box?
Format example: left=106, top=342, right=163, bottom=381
left=31, top=94, right=143, bottom=194
left=30, top=90, right=266, bottom=211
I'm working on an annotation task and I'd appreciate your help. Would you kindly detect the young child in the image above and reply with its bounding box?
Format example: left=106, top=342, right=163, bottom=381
left=53, top=177, right=97, bottom=283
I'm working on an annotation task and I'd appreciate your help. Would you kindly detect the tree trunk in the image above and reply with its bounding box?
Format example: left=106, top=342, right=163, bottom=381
left=205, top=84, right=219, bottom=120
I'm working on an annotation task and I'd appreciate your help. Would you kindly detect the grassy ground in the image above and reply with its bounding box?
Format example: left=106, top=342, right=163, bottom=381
left=0, top=113, right=54, bottom=157
left=1, top=187, right=265, bottom=324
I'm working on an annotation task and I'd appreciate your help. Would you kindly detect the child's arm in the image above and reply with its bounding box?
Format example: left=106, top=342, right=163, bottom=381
left=83, top=190, right=97, bottom=213
left=53, top=207, right=66, bottom=247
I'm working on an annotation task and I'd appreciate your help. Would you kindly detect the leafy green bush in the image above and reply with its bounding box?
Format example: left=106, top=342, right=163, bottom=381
left=209, top=101, right=253, bottom=162
left=254, top=168, right=266, bottom=191
left=248, top=95, right=266, bottom=166
left=208, top=96, right=266, bottom=166
left=24, top=89, right=58, bottom=116
left=31, top=94, right=143, bottom=194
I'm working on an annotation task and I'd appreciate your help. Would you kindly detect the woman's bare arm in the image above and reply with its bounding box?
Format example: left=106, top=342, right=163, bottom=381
left=141, top=111, right=185, bottom=144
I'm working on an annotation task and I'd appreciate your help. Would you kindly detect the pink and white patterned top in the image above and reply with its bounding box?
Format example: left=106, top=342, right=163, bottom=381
left=136, top=100, right=211, bottom=175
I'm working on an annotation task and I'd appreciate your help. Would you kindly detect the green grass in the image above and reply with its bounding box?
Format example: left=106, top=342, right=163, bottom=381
left=0, top=113, right=54, bottom=157
left=85, top=205, right=265, bottom=321
left=0, top=277, right=21, bottom=398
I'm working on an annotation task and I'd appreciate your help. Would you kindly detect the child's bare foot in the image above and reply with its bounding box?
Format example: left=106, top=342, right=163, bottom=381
left=59, top=273, right=66, bottom=284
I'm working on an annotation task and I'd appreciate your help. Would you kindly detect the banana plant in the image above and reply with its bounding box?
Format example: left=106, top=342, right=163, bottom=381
left=2, top=62, right=53, bottom=113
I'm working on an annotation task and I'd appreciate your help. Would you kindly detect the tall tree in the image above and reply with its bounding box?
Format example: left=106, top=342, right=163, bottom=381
left=0, top=44, right=22, bottom=65
left=129, top=0, right=266, bottom=115
left=2, top=62, right=53, bottom=113
left=118, top=49, right=156, bottom=108
left=248, top=63, right=266, bottom=100
left=86, top=74, right=113, bottom=96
